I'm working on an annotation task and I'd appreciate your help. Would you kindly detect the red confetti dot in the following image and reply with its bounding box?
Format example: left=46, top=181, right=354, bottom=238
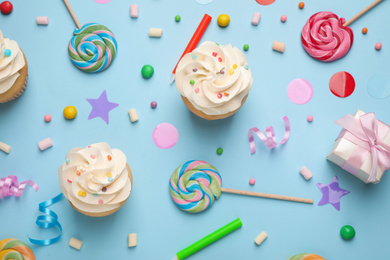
left=329, top=71, right=355, bottom=98
left=212, top=52, right=217, bottom=57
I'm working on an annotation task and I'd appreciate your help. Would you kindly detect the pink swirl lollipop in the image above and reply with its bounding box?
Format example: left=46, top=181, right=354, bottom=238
left=301, top=12, right=353, bottom=62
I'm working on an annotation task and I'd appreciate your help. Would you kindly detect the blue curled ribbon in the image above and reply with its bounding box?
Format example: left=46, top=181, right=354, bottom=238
left=28, top=193, right=64, bottom=245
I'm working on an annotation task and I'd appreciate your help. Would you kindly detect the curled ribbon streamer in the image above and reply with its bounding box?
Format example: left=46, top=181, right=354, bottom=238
left=0, top=175, right=39, bottom=199
left=28, top=193, right=63, bottom=246
left=248, top=116, right=290, bottom=154
left=335, top=113, right=390, bottom=183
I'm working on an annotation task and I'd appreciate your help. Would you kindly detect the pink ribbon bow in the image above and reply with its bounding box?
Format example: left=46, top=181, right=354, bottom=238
left=335, top=113, right=390, bottom=183
left=0, top=175, right=39, bottom=199
left=248, top=116, right=290, bottom=154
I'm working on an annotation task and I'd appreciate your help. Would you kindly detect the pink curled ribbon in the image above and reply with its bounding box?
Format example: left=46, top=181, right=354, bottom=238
left=0, top=175, right=39, bottom=199
left=335, top=113, right=390, bottom=183
left=248, top=116, right=290, bottom=154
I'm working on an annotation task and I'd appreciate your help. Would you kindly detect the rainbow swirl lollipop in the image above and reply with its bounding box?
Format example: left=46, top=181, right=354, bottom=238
left=0, top=238, right=35, bottom=260
left=169, top=160, right=222, bottom=213
left=68, top=23, right=117, bottom=73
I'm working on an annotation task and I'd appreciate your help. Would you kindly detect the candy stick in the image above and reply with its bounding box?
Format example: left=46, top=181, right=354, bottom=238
left=170, top=14, right=212, bottom=84
left=343, top=0, right=383, bottom=27
left=63, top=0, right=81, bottom=29
left=221, top=187, right=314, bottom=204
left=172, top=218, right=242, bottom=260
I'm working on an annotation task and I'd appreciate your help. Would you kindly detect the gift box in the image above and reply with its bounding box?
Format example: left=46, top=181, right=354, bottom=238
left=327, top=109, right=390, bottom=184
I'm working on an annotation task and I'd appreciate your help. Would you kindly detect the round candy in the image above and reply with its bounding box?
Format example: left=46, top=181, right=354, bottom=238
left=0, top=238, right=36, bottom=260
left=151, top=101, right=157, bottom=108
left=301, top=12, right=353, bottom=62
left=4, top=49, right=11, bottom=57
left=243, top=44, right=249, bottom=51
left=217, top=14, right=230, bottom=27
left=175, top=15, right=181, bottom=22
left=0, top=1, right=13, bottom=14
left=307, top=115, right=313, bottom=122
left=141, top=64, right=154, bottom=79
left=281, top=15, right=287, bottom=22
left=216, top=148, right=223, bottom=155
left=68, top=23, right=117, bottom=73
left=340, top=225, right=355, bottom=240
left=299, top=2, right=305, bottom=9
left=169, top=160, right=222, bottom=213
left=329, top=71, right=355, bottom=98
left=255, top=0, right=276, bottom=5
left=375, top=42, right=382, bottom=50
left=288, top=253, right=325, bottom=260
left=249, top=178, right=256, bottom=185
left=44, top=114, right=52, bottom=122
left=63, top=106, right=77, bottom=120
left=362, top=27, right=368, bottom=34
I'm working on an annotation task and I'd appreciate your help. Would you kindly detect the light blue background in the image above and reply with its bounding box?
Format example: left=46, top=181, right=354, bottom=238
left=1, top=0, right=389, bottom=259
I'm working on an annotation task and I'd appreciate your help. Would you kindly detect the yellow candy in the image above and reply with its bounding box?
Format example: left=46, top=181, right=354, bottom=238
left=107, top=172, right=112, bottom=177
left=233, top=64, right=237, bottom=69
left=82, top=192, right=86, bottom=197
left=229, top=69, right=234, bottom=75
left=63, top=106, right=77, bottom=120
left=217, top=14, right=230, bottom=27
left=78, top=191, right=83, bottom=196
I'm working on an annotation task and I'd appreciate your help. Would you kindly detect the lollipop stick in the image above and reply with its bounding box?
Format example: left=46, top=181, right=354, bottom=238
left=343, top=0, right=383, bottom=27
left=63, top=0, right=82, bottom=29
left=221, top=187, right=314, bottom=204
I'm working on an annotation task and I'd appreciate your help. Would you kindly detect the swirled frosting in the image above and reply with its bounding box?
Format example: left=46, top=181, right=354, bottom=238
left=0, top=30, right=25, bottom=94
left=68, top=23, right=117, bottom=73
left=169, top=160, right=222, bottom=213
left=58, top=142, right=131, bottom=213
left=301, top=12, right=353, bottom=62
left=175, top=41, right=253, bottom=115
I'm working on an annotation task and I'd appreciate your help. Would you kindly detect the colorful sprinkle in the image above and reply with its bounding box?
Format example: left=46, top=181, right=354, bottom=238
left=175, top=15, right=181, bottom=22
left=192, top=54, right=197, bottom=60
left=98, top=200, right=104, bottom=205
left=218, top=57, right=222, bottom=62
left=220, top=70, right=225, bottom=74
left=190, top=80, right=195, bottom=85
left=224, top=92, right=229, bottom=97
left=76, top=170, right=82, bottom=176
left=66, top=159, right=70, bottom=164
left=93, top=193, right=98, bottom=197
left=108, top=177, right=113, bottom=182
left=244, top=64, right=249, bottom=70
left=88, top=145, right=91, bottom=148
left=233, top=64, right=237, bottom=69
left=90, top=154, right=96, bottom=159
left=4, top=49, right=11, bottom=57
left=217, top=93, right=223, bottom=98
left=243, top=44, right=249, bottom=51
left=194, top=87, right=200, bottom=93
left=217, top=147, right=223, bottom=155
left=229, top=69, right=234, bottom=75
left=67, top=179, right=72, bottom=183
left=102, top=187, right=107, bottom=192
left=107, top=155, right=112, bottom=161
left=212, top=52, right=217, bottom=57
left=107, top=172, right=112, bottom=177
left=216, top=43, right=220, bottom=46
left=78, top=191, right=83, bottom=196
left=151, top=101, right=157, bottom=108
left=193, top=68, right=198, bottom=72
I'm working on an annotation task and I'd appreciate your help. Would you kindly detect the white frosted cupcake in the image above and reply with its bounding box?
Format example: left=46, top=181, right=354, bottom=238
left=58, top=142, right=132, bottom=217
left=175, top=41, right=253, bottom=120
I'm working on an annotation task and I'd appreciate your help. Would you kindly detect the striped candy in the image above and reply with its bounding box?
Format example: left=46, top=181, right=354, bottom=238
left=68, top=23, right=117, bottom=73
left=288, top=253, right=325, bottom=260
left=0, top=238, right=35, bottom=260
left=169, top=160, right=222, bottom=213
left=301, top=12, right=353, bottom=62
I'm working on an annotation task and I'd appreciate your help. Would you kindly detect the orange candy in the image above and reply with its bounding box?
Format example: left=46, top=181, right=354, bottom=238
left=76, top=170, right=81, bottom=176
left=299, top=2, right=304, bottom=8
left=362, top=27, right=368, bottom=34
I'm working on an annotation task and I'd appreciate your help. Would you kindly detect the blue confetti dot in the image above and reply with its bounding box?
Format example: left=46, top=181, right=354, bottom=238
left=4, top=49, right=11, bottom=57
left=108, top=177, right=113, bottom=182
left=66, top=159, right=70, bottom=164
left=93, top=193, right=98, bottom=197
left=244, top=64, right=249, bottom=70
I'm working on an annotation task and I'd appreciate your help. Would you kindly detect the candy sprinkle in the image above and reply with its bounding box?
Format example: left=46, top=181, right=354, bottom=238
left=90, top=154, right=96, bottom=159
left=107, top=155, right=112, bottom=161
left=217, top=93, right=223, bottom=98
left=194, top=87, right=200, bottom=93
left=98, top=200, right=104, bottom=205
left=229, top=69, right=234, bottom=75
left=67, top=179, right=72, bottom=183
left=192, top=54, right=197, bottom=60
left=108, top=177, right=113, bottom=182
left=212, top=52, right=217, bottom=57
left=76, top=170, right=81, bottom=176
left=218, top=57, right=222, bottom=62
left=190, top=80, right=195, bottom=85
left=4, top=49, right=11, bottom=57
left=193, top=68, right=198, bottom=72
left=224, top=92, right=229, bottom=96
left=66, top=159, right=70, bottom=164
left=102, top=187, right=107, bottom=192
left=78, top=191, right=83, bottom=196
left=244, top=64, right=249, bottom=70
left=107, top=172, right=112, bottom=177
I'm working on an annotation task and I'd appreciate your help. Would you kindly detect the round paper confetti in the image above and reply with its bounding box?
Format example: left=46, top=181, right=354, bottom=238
left=194, top=0, right=214, bottom=4
left=153, top=123, right=179, bottom=149
left=287, top=78, right=313, bottom=104
left=329, top=71, right=355, bottom=98
left=367, top=74, right=390, bottom=99
left=94, top=0, right=112, bottom=3
left=256, top=0, right=276, bottom=5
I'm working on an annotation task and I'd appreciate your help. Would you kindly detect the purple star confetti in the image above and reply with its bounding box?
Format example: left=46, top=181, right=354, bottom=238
left=87, top=90, right=118, bottom=124
left=317, top=176, right=350, bottom=211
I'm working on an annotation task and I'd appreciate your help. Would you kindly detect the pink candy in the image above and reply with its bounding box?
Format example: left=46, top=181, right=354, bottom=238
left=38, top=138, right=53, bottom=151
left=249, top=178, right=256, bottom=185
left=251, top=12, right=261, bottom=26
left=375, top=42, right=382, bottom=50
left=281, top=15, right=287, bottom=22
left=36, top=16, right=49, bottom=25
left=301, top=12, right=354, bottom=62
left=300, top=166, right=313, bottom=180
left=130, top=5, right=138, bottom=18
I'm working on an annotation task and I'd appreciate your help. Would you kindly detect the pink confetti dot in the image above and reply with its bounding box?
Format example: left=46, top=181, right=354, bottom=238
left=218, top=57, right=222, bottom=62
left=217, top=93, right=222, bottom=98
left=249, top=178, right=256, bottom=185
left=307, top=115, right=313, bottom=122
left=90, top=154, right=96, bottom=159
left=44, top=114, right=52, bottom=122
left=375, top=42, right=382, bottom=50
left=153, top=123, right=179, bottom=149
left=281, top=15, right=287, bottom=22
left=195, top=87, right=200, bottom=93
left=98, top=199, right=103, bottom=205
left=287, top=78, right=313, bottom=104
left=94, top=0, right=112, bottom=4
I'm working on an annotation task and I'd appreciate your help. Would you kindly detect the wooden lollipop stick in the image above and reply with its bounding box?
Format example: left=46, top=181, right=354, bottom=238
left=343, top=0, right=383, bottom=27
left=221, top=187, right=314, bottom=204
left=63, top=0, right=82, bottom=29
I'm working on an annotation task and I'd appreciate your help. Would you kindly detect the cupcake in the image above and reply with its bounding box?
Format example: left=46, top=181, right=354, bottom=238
left=0, top=30, right=28, bottom=103
left=175, top=41, right=253, bottom=120
left=58, top=142, right=132, bottom=217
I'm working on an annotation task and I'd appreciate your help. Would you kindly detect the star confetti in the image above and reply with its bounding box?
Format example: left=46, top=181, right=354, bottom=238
left=317, top=176, right=350, bottom=211
left=86, top=90, right=118, bottom=124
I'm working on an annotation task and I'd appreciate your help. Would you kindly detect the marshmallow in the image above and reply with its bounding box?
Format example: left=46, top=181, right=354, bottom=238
left=38, top=138, right=53, bottom=151
left=251, top=12, right=261, bottom=26
left=300, top=166, right=313, bottom=180
left=254, top=231, right=268, bottom=246
left=0, top=142, right=11, bottom=154
left=130, top=5, right=138, bottom=18
left=149, top=28, right=163, bottom=38
left=272, top=41, right=285, bottom=53
left=128, top=109, right=139, bottom=123
left=69, top=237, right=83, bottom=250
left=36, top=16, right=49, bottom=25
left=128, top=233, right=137, bottom=247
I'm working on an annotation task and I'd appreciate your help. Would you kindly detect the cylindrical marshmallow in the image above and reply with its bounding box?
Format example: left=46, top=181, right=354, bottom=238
left=272, top=41, right=285, bottom=53
left=128, top=109, right=139, bottom=123
left=69, top=237, right=83, bottom=250
left=300, top=166, right=313, bottom=180
left=128, top=233, right=137, bottom=247
left=251, top=12, right=261, bottom=26
left=149, top=28, right=163, bottom=38
left=36, top=16, right=49, bottom=25
left=254, top=231, right=268, bottom=246
left=38, top=138, right=53, bottom=151
left=130, top=5, right=138, bottom=18
left=0, top=142, right=11, bottom=154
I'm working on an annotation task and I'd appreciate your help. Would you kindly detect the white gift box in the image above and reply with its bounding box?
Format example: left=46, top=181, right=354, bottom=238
left=327, top=109, right=390, bottom=184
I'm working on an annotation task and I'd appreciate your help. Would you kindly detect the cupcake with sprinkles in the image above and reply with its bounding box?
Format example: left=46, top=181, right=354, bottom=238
left=58, top=142, right=132, bottom=217
left=175, top=41, right=253, bottom=120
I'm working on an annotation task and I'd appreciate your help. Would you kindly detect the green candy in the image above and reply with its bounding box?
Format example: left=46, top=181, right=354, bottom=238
left=141, top=65, right=154, bottom=79
left=243, top=44, right=249, bottom=51
left=340, top=225, right=355, bottom=240
left=175, top=15, right=181, bottom=22
left=216, top=148, right=223, bottom=155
